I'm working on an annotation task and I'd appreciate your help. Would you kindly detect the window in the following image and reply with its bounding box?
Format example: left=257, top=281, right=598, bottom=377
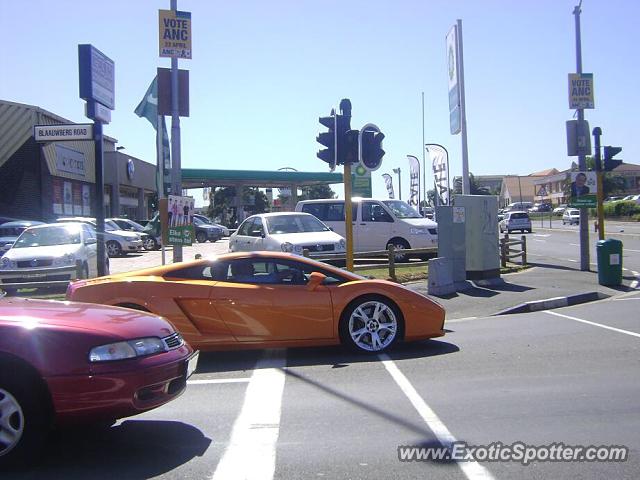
left=362, top=202, right=393, bottom=222
left=164, top=261, right=230, bottom=281
left=237, top=218, right=253, bottom=236
left=220, top=258, right=346, bottom=285
left=249, top=218, right=264, bottom=237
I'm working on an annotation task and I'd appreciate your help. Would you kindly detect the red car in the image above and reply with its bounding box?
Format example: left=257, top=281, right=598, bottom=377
left=0, top=296, right=198, bottom=467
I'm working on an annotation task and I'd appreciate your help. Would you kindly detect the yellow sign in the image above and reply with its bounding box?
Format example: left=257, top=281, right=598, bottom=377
left=159, top=9, right=192, bottom=59
left=568, top=73, right=594, bottom=109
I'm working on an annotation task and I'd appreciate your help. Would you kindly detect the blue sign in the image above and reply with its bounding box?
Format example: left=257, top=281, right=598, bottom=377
left=78, top=44, right=115, bottom=110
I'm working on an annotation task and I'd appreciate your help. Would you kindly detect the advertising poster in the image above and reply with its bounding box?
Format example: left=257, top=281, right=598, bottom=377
left=82, top=185, right=91, bottom=216
left=162, top=195, right=194, bottom=246
left=73, top=183, right=83, bottom=215
left=52, top=178, right=63, bottom=215
left=63, top=181, right=73, bottom=215
left=567, top=171, right=597, bottom=208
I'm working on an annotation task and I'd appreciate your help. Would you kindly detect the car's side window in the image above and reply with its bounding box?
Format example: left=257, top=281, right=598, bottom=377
left=82, top=224, right=96, bottom=240
left=301, top=203, right=326, bottom=221
left=237, top=219, right=253, bottom=236
left=362, top=202, right=393, bottom=222
left=249, top=218, right=264, bottom=237
left=164, top=262, right=229, bottom=281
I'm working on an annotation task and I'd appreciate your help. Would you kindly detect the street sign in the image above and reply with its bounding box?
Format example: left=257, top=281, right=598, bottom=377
left=446, top=24, right=461, bottom=135
left=159, top=9, right=192, bottom=59
left=537, top=186, right=547, bottom=197
left=78, top=45, right=115, bottom=110
left=85, top=102, right=111, bottom=124
left=567, top=171, right=597, bottom=208
left=568, top=73, right=595, bottom=109
left=34, top=124, right=93, bottom=142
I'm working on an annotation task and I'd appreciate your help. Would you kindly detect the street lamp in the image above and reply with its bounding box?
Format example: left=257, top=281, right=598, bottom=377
left=393, top=167, right=402, bottom=200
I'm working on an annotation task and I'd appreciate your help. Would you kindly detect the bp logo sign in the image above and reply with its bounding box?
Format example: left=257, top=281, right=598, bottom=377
left=448, top=46, right=455, bottom=81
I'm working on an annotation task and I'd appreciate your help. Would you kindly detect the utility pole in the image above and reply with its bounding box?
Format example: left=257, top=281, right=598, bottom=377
left=393, top=168, right=402, bottom=200
left=593, top=127, right=605, bottom=241
left=170, top=0, right=183, bottom=263
left=574, top=1, right=590, bottom=271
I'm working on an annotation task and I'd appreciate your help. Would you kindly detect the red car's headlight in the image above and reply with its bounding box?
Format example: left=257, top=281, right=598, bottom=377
left=89, top=337, right=166, bottom=362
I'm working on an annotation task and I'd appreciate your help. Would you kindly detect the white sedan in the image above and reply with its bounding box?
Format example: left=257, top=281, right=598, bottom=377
left=229, top=212, right=346, bottom=255
left=0, top=222, right=109, bottom=294
left=562, top=208, right=581, bottom=225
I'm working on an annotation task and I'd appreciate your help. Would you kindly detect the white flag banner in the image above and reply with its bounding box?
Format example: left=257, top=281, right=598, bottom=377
left=427, top=145, right=450, bottom=205
left=382, top=173, right=395, bottom=199
left=407, top=155, right=420, bottom=208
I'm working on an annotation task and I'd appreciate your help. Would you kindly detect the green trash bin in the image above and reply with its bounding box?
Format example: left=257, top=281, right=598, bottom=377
left=596, top=239, right=623, bottom=286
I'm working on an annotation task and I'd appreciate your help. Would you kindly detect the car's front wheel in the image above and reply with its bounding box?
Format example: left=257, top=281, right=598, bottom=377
left=386, top=238, right=410, bottom=263
left=143, top=237, right=158, bottom=250
left=0, top=368, right=49, bottom=467
left=339, top=295, right=403, bottom=353
left=196, top=232, right=207, bottom=243
left=106, top=241, right=122, bottom=257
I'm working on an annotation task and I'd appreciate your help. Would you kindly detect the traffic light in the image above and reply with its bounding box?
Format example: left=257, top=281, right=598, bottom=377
left=317, top=109, right=336, bottom=171
left=603, top=146, right=622, bottom=171
left=359, top=124, right=385, bottom=171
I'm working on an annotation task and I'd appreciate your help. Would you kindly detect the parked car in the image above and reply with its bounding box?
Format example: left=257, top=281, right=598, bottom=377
left=0, top=294, right=197, bottom=466
left=562, top=208, right=581, bottom=225
left=296, top=198, right=437, bottom=260
left=530, top=203, right=551, bottom=213
left=604, top=196, right=625, bottom=203
left=108, top=217, right=160, bottom=250
left=229, top=212, right=346, bottom=255
left=0, top=223, right=109, bottom=294
left=193, top=216, right=223, bottom=243
left=193, top=213, right=230, bottom=236
left=66, top=251, right=446, bottom=354
left=553, top=204, right=567, bottom=216
left=499, top=211, right=532, bottom=234
left=58, top=217, right=143, bottom=257
left=0, top=220, right=45, bottom=256
left=505, top=201, right=534, bottom=211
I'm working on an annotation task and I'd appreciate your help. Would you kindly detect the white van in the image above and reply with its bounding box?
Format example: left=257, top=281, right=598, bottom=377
left=295, top=198, right=437, bottom=257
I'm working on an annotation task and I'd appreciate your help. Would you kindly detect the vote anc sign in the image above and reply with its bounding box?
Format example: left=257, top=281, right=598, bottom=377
left=568, top=73, right=594, bottom=109
left=159, top=9, right=192, bottom=59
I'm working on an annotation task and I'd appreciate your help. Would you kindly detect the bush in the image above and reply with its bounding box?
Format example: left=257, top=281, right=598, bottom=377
left=603, top=201, right=640, bottom=218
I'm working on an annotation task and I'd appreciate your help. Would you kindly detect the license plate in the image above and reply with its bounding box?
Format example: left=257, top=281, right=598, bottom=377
left=186, top=351, right=199, bottom=378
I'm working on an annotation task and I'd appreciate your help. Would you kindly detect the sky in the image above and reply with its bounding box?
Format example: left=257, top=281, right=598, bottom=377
left=2, top=0, right=639, bottom=205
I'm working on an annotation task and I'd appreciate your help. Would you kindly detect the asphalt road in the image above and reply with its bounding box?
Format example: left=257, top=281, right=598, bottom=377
left=8, top=291, right=640, bottom=479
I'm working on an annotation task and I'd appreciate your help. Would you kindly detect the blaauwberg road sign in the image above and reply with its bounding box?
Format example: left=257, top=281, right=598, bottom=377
left=34, top=124, right=94, bottom=142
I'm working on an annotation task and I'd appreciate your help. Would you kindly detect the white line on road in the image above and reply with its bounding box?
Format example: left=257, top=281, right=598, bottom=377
left=211, top=350, right=286, bottom=480
left=625, top=249, right=640, bottom=253
left=379, top=355, right=494, bottom=480
left=545, top=311, right=640, bottom=338
left=533, top=239, right=547, bottom=243
left=188, top=378, right=251, bottom=385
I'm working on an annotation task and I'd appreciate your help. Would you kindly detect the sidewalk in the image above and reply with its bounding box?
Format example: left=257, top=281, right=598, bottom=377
left=406, top=261, right=639, bottom=320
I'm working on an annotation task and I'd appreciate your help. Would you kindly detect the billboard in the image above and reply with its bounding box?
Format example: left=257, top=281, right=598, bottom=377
left=567, top=171, right=597, bottom=208
left=161, top=195, right=195, bottom=245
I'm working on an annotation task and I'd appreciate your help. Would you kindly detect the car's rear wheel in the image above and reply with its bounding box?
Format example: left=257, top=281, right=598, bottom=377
left=196, top=232, right=207, bottom=243
left=339, top=295, right=403, bottom=353
left=143, top=237, right=158, bottom=250
left=106, top=241, right=122, bottom=257
left=0, top=368, right=50, bottom=467
left=386, top=238, right=410, bottom=263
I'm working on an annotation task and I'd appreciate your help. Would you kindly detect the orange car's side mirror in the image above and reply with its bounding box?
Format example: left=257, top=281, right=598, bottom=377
left=306, top=271, right=326, bottom=291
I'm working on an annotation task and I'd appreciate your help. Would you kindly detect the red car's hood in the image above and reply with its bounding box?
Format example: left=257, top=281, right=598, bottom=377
left=0, top=297, right=175, bottom=340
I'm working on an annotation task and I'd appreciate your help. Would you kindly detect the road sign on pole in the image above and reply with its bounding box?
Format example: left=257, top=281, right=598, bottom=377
left=34, top=124, right=93, bottom=142
left=159, top=9, right=192, bottom=59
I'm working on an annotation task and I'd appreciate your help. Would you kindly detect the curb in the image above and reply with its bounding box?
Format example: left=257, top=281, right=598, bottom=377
left=495, top=291, right=608, bottom=315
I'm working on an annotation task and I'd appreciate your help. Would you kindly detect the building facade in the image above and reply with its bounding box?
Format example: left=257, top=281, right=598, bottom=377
left=0, top=100, right=157, bottom=222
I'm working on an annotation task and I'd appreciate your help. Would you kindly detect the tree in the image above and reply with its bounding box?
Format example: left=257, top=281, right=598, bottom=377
left=453, top=173, right=491, bottom=195
left=207, top=187, right=270, bottom=226
left=299, top=184, right=336, bottom=201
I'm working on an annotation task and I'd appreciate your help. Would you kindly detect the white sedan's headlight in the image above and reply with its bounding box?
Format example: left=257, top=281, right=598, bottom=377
left=338, top=239, right=346, bottom=250
left=410, top=227, right=429, bottom=235
left=293, top=244, right=303, bottom=254
left=89, top=337, right=166, bottom=362
left=0, top=257, right=16, bottom=270
left=281, top=242, right=294, bottom=253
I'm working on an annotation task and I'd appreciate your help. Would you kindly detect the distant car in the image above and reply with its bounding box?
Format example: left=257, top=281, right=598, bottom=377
left=229, top=212, right=346, bottom=255
left=58, top=217, right=143, bottom=257
left=562, top=208, right=581, bottom=225
left=109, top=217, right=160, bottom=250
left=0, top=220, right=45, bottom=256
left=193, top=214, right=230, bottom=236
left=65, top=251, right=445, bottom=354
left=499, top=211, right=532, bottom=234
left=193, top=217, right=223, bottom=243
left=0, top=294, right=197, bottom=466
left=604, top=196, right=625, bottom=203
left=553, top=204, right=567, bottom=216
left=0, top=222, right=109, bottom=294
left=530, top=203, right=551, bottom=213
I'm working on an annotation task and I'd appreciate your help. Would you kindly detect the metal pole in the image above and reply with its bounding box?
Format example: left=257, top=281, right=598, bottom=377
left=344, top=163, right=354, bottom=271
left=93, top=120, right=106, bottom=276
left=421, top=92, right=426, bottom=215
left=457, top=19, right=470, bottom=195
left=574, top=1, right=590, bottom=271
left=518, top=176, right=523, bottom=204
left=393, top=168, right=402, bottom=200
left=170, top=0, right=182, bottom=263
left=593, top=127, right=605, bottom=241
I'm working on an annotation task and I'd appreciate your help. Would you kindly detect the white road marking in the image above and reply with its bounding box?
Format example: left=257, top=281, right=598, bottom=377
left=533, top=239, right=547, bottom=243
left=533, top=234, right=550, bottom=237
left=188, top=378, right=251, bottom=385
left=211, top=350, right=286, bottom=480
left=569, top=243, right=580, bottom=246
left=624, top=249, right=640, bottom=253
left=379, top=354, right=494, bottom=480
left=545, top=311, right=640, bottom=338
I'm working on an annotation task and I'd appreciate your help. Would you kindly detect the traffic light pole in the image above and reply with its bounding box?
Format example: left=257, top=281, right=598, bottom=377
left=344, top=163, right=354, bottom=271
left=574, top=2, right=590, bottom=271
left=593, top=127, right=605, bottom=241
left=171, top=0, right=183, bottom=263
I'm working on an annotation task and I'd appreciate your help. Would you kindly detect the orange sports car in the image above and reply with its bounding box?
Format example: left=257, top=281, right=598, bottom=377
left=66, top=252, right=445, bottom=353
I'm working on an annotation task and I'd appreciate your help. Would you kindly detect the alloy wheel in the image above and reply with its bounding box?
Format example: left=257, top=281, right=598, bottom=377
left=348, top=300, right=398, bottom=352
left=0, top=388, right=24, bottom=458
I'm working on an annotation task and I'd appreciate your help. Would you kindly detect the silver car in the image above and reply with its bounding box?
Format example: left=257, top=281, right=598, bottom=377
left=0, top=222, right=109, bottom=294
left=58, top=217, right=143, bottom=257
left=499, top=211, right=532, bottom=234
